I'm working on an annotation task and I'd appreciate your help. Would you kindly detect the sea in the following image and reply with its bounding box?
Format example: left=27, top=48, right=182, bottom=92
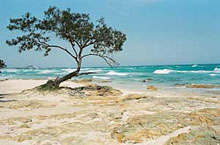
left=1, top=64, right=220, bottom=93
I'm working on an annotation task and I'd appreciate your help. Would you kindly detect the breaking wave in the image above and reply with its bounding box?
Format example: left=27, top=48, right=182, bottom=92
left=214, top=67, right=220, bottom=72
left=153, top=69, right=174, bottom=74
left=210, top=74, right=218, bottom=77
left=93, top=76, right=110, bottom=80
left=87, top=69, right=102, bottom=73
left=37, top=70, right=55, bottom=74
left=2, top=69, right=18, bottom=73
left=106, top=71, right=128, bottom=76
left=154, top=68, right=220, bottom=75
left=62, top=69, right=76, bottom=73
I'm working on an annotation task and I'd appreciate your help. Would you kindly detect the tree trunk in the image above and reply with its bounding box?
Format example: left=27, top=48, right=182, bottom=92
left=55, top=69, right=80, bottom=85
left=43, top=60, right=81, bottom=89
left=41, top=68, right=80, bottom=89
left=40, top=58, right=83, bottom=89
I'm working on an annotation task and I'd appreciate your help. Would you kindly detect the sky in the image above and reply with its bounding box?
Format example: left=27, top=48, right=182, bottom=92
left=0, top=0, right=220, bottom=67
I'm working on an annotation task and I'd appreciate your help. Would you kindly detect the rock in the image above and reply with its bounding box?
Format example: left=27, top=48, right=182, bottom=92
left=142, top=78, right=153, bottom=82
left=96, top=80, right=112, bottom=83
left=174, top=84, right=186, bottom=87
left=0, top=79, right=8, bottom=82
left=72, top=79, right=93, bottom=84
left=121, top=94, right=149, bottom=101
left=111, top=108, right=220, bottom=144
left=15, top=135, right=32, bottom=142
left=147, top=85, right=159, bottom=91
left=175, top=84, right=220, bottom=89
left=2, top=80, right=220, bottom=144
left=7, top=100, right=56, bottom=110
left=186, top=84, right=220, bottom=89
left=165, top=126, right=220, bottom=145
left=73, top=84, right=122, bottom=97
left=19, top=124, right=30, bottom=128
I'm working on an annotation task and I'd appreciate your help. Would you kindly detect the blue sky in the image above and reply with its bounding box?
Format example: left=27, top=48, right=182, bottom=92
left=1, top=0, right=220, bottom=67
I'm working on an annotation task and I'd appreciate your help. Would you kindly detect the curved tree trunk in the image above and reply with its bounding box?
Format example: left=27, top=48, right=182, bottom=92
left=42, top=68, right=80, bottom=88
left=43, top=60, right=82, bottom=88
left=54, top=69, right=80, bottom=85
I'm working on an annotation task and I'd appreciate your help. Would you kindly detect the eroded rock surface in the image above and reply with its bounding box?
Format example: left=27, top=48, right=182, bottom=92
left=147, top=85, right=159, bottom=91
left=175, top=84, right=220, bottom=89
left=0, top=83, right=220, bottom=145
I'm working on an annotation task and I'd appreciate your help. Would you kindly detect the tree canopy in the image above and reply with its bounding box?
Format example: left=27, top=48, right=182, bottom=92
left=6, top=6, right=127, bottom=87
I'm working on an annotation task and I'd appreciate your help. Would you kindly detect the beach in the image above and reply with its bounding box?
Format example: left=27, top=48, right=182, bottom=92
left=0, top=79, right=220, bottom=145
left=1, top=0, right=220, bottom=144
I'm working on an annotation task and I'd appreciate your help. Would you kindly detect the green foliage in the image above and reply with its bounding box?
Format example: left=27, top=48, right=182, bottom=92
left=6, top=6, right=127, bottom=65
left=0, top=59, right=6, bottom=69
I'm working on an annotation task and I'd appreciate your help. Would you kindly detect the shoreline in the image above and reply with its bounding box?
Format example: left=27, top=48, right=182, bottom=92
left=1, top=78, right=219, bottom=96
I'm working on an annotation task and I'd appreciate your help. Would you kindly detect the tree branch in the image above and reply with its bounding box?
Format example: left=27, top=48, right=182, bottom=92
left=82, top=39, right=91, bottom=48
left=49, top=45, right=77, bottom=59
left=78, top=72, right=97, bottom=76
left=81, top=53, right=117, bottom=66
left=37, top=38, right=77, bottom=60
left=74, top=40, right=82, bottom=49
left=70, top=41, right=78, bottom=59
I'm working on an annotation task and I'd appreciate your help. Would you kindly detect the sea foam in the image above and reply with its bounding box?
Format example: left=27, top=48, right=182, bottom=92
left=153, top=69, right=174, bottom=74
left=192, top=64, right=198, bottom=67
left=37, top=70, right=54, bottom=74
left=87, top=69, right=102, bottom=73
left=2, top=69, right=18, bottom=73
left=154, top=69, right=219, bottom=75
left=93, top=76, right=110, bottom=80
left=210, top=74, right=218, bottom=77
left=62, top=69, right=76, bottom=73
left=214, top=67, right=220, bottom=72
left=106, top=71, right=128, bottom=76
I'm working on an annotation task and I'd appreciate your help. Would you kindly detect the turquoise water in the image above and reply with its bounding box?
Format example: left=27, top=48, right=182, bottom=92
left=1, top=64, right=220, bottom=89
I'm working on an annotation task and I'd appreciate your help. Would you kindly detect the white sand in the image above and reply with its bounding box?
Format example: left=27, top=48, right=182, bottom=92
left=0, top=79, right=219, bottom=145
left=0, top=79, right=82, bottom=94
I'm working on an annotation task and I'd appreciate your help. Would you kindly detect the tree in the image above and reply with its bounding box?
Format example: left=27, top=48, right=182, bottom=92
left=6, top=6, right=127, bottom=87
left=0, top=59, right=6, bottom=73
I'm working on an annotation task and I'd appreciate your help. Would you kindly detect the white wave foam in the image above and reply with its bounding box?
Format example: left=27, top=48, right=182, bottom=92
left=210, top=74, right=220, bottom=77
left=178, top=70, right=212, bottom=73
left=22, top=69, right=35, bottom=72
left=214, top=67, right=220, bottom=72
left=38, top=70, right=54, bottom=74
left=93, top=76, right=110, bottom=80
left=2, top=69, right=18, bottom=73
left=210, top=74, right=217, bottom=77
left=153, top=69, right=174, bottom=74
left=106, top=71, right=128, bottom=76
left=62, top=69, right=76, bottom=73
left=154, top=69, right=219, bottom=74
left=192, top=64, right=198, bottom=67
left=87, top=69, right=102, bottom=73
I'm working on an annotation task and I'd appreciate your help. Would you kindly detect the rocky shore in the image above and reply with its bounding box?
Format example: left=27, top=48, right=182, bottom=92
left=0, top=79, right=220, bottom=145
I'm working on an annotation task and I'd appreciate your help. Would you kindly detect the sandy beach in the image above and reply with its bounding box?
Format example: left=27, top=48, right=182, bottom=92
left=0, top=79, right=220, bottom=145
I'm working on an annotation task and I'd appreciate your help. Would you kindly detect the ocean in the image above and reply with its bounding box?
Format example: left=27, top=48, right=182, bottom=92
left=1, top=64, right=220, bottom=92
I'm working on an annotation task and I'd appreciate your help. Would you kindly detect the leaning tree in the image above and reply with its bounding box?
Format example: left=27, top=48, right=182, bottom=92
left=6, top=6, right=126, bottom=87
